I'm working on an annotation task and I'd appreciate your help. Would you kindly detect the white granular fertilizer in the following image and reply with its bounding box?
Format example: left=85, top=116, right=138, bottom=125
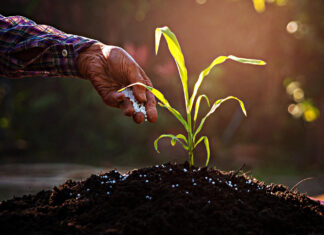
left=121, top=88, right=147, bottom=121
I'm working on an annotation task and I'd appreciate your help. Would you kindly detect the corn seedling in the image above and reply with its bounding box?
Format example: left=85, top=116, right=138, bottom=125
left=120, top=27, right=266, bottom=167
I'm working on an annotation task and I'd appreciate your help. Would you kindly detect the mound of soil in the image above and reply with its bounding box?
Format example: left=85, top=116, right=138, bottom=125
left=0, top=162, right=323, bottom=234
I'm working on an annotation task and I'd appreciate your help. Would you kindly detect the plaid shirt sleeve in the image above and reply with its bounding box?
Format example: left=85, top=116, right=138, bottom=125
left=0, top=14, right=97, bottom=78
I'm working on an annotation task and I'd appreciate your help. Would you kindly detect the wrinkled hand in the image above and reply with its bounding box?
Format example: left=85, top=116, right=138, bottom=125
left=77, top=43, right=157, bottom=124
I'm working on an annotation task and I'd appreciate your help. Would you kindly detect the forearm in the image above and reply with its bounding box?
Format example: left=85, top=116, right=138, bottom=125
left=0, top=14, right=97, bottom=78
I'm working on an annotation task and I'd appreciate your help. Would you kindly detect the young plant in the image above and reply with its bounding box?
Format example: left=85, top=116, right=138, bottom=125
left=120, top=26, right=266, bottom=167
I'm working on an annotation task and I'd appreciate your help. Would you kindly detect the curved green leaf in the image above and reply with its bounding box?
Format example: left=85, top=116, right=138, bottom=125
left=194, top=136, right=204, bottom=148
left=228, top=55, right=266, bottom=65
left=194, top=96, right=247, bottom=139
left=194, top=136, right=210, bottom=166
left=155, top=27, right=189, bottom=111
left=194, top=94, right=210, bottom=125
left=189, top=55, right=266, bottom=112
left=203, top=137, right=210, bottom=166
left=154, top=134, right=188, bottom=153
left=175, top=134, right=188, bottom=145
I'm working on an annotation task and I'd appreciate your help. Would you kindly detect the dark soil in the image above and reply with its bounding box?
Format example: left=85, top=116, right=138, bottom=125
left=0, top=162, right=323, bottom=234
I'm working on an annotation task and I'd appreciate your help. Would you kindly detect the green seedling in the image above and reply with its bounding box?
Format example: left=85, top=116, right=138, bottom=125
left=120, top=26, right=266, bottom=167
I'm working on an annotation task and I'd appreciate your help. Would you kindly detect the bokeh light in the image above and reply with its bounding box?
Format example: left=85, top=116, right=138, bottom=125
left=196, top=0, right=207, bottom=5
left=286, top=81, right=300, bottom=95
left=303, top=102, right=320, bottom=122
left=285, top=79, right=320, bottom=122
left=288, top=103, right=303, bottom=118
left=303, top=108, right=319, bottom=122
left=253, top=0, right=266, bottom=13
left=293, top=88, right=304, bottom=102
left=275, top=0, right=288, bottom=7
left=286, top=21, right=298, bottom=34
left=0, top=117, right=9, bottom=129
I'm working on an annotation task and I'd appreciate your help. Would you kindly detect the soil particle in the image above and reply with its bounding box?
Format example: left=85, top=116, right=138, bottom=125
left=0, top=162, right=323, bottom=234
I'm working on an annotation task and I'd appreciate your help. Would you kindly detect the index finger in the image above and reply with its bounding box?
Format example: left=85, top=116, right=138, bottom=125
left=129, top=71, right=147, bottom=103
left=139, top=69, right=158, bottom=123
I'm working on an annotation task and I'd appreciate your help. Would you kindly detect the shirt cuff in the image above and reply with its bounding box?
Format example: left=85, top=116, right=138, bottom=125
left=48, top=36, right=98, bottom=78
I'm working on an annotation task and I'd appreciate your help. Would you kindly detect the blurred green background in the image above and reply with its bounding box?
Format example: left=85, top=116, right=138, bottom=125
left=0, top=0, right=324, bottom=193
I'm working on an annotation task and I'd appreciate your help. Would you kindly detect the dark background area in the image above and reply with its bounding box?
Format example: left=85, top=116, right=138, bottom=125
left=0, top=0, right=324, bottom=179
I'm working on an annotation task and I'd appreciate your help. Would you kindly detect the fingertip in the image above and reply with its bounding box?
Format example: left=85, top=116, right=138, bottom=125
left=147, top=108, right=158, bottom=123
left=133, top=112, right=145, bottom=124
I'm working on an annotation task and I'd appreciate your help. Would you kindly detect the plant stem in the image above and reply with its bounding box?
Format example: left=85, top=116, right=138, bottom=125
left=187, top=109, right=194, bottom=166
left=189, top=151, right=194, bottom=166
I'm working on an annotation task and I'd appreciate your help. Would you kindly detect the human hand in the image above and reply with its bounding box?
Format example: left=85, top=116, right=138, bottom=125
left=77, top=43, right=157, bottom=124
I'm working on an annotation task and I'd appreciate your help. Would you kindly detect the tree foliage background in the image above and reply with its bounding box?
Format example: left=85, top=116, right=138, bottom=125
left=1, top=0, right=324, bottom=171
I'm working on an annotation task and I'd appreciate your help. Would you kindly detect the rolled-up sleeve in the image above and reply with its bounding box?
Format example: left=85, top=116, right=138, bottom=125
left=0, top=14, right=97, bottom=78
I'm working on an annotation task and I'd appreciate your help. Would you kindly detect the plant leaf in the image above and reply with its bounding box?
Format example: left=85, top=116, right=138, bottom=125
left=155, top=28, right=162, bottom=55
left=119, top=82, right=189, bottom=132
left=194, top=136, right=210, bottom=166
left=189, top=55, right=266, bottom=112
left=194, top=94, right=210, bottom=125
left=194, top=96, right=247, bottom=139
left=194, top=136, right=204, bottom=148
left=175, top=134, right=188, bottom=145
left=228, top=55, right=266, bottom=65
left=154, top=134, right=188, bottom=153
left=203, top=137, right=210, bottom=166
left=155, top=27, right=189, bottom=111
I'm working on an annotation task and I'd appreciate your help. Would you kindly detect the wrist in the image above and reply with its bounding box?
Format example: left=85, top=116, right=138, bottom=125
left=77, top=42, right=106, bottom=80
